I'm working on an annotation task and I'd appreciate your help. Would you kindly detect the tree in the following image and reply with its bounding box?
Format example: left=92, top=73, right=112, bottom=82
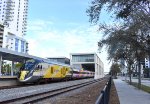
left=87, top=0, right=150, bottom=51
left=87, top=0, right=150, bottom=89
left=98, top=23, right=147, bottom=86
left=14, top=62, right=23, bottom=75
left=110, top=63, right=121, bottom=78
left=87, top=0, right=150, bottom=23
left=98, top=26, right=138, bottom=84
left=143, top=68, right=150, bottom=78
left=2, top=64, right=11, bottom=75
left=15, top=62, right=23, bottom=69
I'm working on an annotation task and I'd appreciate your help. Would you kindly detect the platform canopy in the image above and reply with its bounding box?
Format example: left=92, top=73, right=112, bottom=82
left=0, top=48, right=44, bottom=62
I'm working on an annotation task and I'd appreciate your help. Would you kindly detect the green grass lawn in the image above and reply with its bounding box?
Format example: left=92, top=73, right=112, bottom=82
left=129, top=82, right=150, bottom=93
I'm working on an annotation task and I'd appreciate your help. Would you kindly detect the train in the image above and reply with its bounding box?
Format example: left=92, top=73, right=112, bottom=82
left=17, top=59, right=95, bottom=83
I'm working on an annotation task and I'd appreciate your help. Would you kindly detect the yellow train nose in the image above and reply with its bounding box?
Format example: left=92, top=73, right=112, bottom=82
left=20, top=71, right=28, bottom=80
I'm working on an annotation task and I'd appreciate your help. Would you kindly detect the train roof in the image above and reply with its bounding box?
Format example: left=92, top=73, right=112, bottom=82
left=34, top=58, right=71, bottom=67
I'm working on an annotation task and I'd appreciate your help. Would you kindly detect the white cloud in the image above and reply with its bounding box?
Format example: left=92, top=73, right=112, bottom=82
left=25, top=20, right=110, bottom=72
left=27, top=19, right=54, bottom=31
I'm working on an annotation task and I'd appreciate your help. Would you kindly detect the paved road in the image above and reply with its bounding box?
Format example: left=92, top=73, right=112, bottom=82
left=114, top=78, right=150, bottom=104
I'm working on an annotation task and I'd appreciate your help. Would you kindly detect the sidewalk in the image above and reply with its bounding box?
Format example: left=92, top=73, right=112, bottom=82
left=113, top=78, right=150, bottom=104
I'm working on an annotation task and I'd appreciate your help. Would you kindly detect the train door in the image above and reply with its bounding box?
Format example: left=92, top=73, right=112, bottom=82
left=43, top=64, right=52, bottom=78
left=61, top=67, right=66, bottom=77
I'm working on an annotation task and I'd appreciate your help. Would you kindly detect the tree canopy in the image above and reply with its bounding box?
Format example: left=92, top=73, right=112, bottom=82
left=87, top=0, right=150, bottom=23
left=87, top=0, right=150, bottom=62
left=110, top=63, right=121, bottom=76
left=87, top=0, right=150, bottom=88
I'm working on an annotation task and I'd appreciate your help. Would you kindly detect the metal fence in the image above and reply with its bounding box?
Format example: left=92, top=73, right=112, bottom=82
left=95, top=77, right=112, bottom=104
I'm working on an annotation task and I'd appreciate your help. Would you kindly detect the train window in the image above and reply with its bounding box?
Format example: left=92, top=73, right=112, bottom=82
left=40, top=65, right=42, bottom=69
left=66, top=68, right=68, bottom=71
left=35, top=65, right=39, bottom=71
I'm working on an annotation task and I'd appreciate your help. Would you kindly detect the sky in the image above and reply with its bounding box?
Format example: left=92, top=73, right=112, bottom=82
left=25, top=0, right=112, bottom=72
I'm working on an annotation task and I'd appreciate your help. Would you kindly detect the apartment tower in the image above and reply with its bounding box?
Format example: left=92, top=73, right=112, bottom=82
left=0, top=0, right=28, bottom=53
left=0, top=0, right=28, bottom=37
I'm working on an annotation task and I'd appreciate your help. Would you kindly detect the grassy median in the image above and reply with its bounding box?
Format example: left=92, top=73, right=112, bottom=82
left=129, top=82, right=150, bottom=93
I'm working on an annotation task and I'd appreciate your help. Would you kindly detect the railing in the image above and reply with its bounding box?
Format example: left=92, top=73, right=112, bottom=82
left=95, top=76, right=112, bottom=104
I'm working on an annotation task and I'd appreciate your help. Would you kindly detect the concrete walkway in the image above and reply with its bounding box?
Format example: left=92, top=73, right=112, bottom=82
left=114, top=78, right=150, bottom=104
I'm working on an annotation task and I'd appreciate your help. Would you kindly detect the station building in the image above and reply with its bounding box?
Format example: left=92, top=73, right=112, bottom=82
left=70, top=53, right=104, bottom=79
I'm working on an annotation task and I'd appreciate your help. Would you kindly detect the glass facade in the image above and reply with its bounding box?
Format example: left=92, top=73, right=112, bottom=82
left=15, top=38, right=19, bottom=51
left=21, top=40, right=24, bottom=52
left=72, top=54, right=94, bottom=62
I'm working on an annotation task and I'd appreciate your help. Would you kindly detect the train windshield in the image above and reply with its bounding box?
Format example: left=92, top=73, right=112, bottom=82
left=20, top=59, right=39, bottom=71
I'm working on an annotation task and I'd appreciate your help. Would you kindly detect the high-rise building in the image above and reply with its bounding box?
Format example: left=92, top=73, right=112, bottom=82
left=145, top=58, right=150, bottom=68
left=0, top=22, right=29, bottom=53
left=0, top=0, right=28, bottom=37
left=0, top=0, right=29, bottom=53
left=0, top=23, right=4, bottom=47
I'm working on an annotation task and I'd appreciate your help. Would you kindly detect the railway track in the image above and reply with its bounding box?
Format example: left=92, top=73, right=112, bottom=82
left=0, top=78, right=93, bottom=90
left=0, top=78, right=107, bottom=104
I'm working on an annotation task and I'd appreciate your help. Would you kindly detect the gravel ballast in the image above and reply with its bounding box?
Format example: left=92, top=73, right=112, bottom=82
left=0, top=78, right=94, bottom=102
left=36, top=79, right=108, bottom=104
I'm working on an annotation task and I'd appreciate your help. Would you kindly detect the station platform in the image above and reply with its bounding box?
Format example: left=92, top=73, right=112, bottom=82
left=0, top=76, right=20, bottom=87
left=0, top=76, right=17, bottom=79
left=114, top=78, right=150, bottom=104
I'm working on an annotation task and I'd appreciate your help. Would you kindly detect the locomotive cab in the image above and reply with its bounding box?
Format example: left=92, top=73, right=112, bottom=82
left=18, top=59, right=41, bottom=83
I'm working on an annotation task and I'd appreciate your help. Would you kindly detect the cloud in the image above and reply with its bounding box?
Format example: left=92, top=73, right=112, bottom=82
left=26, top=19, right=110, bottom=72
left=27, top=19, right=54, bottom=31
left=27, top=22, right=100, bottom=57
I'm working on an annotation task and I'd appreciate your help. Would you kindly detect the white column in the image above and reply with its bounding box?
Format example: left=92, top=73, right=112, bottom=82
left=99, top=65, right=101, bottom=78
left=11, top=61, right=15, bottom=76
left=94, top=63, right=97, bottom=79
left=23, top=59, right=26, bottom=63
left=0, top=54, right=2, bottom=76
left=98, top=65, right=100, bottom=78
